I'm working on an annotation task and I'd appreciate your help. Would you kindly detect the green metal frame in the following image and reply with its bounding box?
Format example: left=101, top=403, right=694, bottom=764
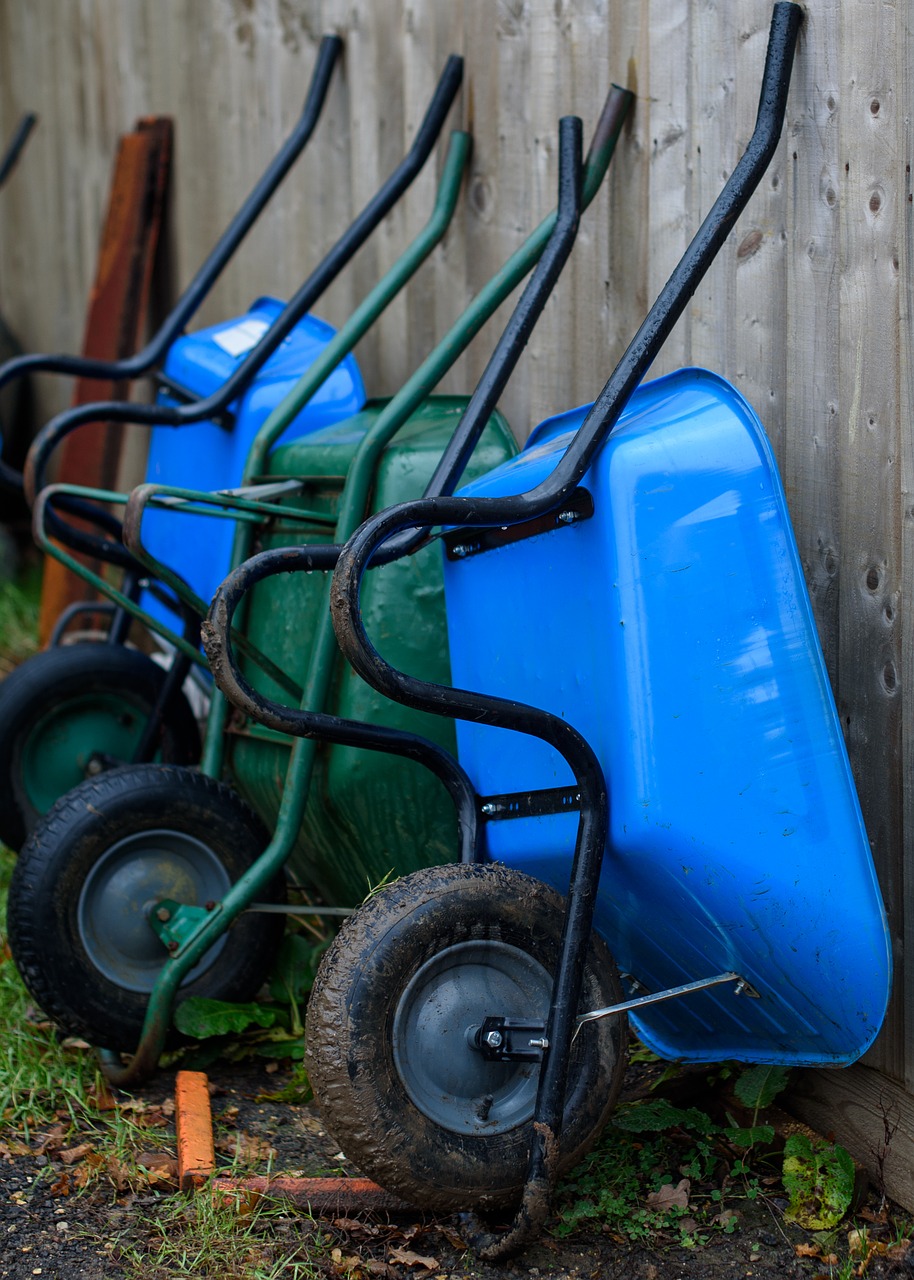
left=71, top=88, right=633, bottom=1083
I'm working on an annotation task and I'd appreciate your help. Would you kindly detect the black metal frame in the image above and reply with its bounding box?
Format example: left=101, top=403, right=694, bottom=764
left=0, top=36, right=342, bottom=492
left=204, top=2, right=801, bottom=1256
left=0, top=113, right=37, bottom=191
left=202, top=113, right=585, bottom=866
left=20, top=53, right=463, bottom=516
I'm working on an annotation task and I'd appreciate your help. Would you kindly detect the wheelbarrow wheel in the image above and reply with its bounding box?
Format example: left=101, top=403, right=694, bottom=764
left=0, top=643, right=201, bottom=852
left=6, top=764, right=285, bottom=1050
left=306, top=862, right=627, bottom=1213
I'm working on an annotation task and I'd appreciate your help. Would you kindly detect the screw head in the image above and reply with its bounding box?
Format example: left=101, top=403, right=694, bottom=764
left=451, top=544, right=467, bottom=558
left=484, top=1030, right=503, bottom=1049
left=155, top=906, right=171, bottom=923
left=167, top=940, right=179, bottom=953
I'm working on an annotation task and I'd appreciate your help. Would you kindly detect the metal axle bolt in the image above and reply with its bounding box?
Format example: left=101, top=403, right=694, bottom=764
left=556, top=510, right=577, bottom=525
left=528, top=1037, right=549, bottom=1050
left=484, top=1030, right=503, bottom=1049
left=451, top=545, right=468, bottom=558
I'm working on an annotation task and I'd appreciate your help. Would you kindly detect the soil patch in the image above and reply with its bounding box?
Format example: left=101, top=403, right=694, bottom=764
left=1, top=1056, right=913, bottom=1280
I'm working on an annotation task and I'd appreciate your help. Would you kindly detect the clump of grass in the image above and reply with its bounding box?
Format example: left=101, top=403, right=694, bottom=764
left=113, top=1183, right=328, bottom=1279
left=0, top=556, right=41, bottom=673
left=0, top=846, right=105, bottom=1138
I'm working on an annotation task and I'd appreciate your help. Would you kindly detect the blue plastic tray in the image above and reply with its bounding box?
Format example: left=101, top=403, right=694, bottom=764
left=444, top=368, right=890, bottom=1066
left=140, top=296, right=365, bottom=628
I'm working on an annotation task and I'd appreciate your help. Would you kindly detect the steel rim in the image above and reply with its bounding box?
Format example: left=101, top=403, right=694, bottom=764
left=77, top=829, right=230, bottom=994
left=20, top=692, right=156, bottom=817
left=391, top=939, right=552, bottom=1136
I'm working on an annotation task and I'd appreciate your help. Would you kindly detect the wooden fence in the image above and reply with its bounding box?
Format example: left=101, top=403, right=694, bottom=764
left=1, top=0, right=912, bottom=1206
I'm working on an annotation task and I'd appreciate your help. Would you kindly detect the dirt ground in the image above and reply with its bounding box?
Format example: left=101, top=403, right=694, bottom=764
left=1, top=1054, right=913, bottom=1280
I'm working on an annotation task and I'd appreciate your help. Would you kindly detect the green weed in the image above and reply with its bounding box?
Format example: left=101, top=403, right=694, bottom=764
left=0, top=558, right=41, bottom=673
left=0, top=847, right=104, bottom=1137
left=112, top=1181, right=329, bottom=1279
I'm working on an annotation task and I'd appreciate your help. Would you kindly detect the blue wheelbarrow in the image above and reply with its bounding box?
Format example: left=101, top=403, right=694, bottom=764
left=205, top=2, right=889, bottom=1258
left=0, top=46, right=462, bottom=850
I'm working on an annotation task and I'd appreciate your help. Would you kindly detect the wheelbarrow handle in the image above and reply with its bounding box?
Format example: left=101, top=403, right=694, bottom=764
left=0, top=34, right=342, bottom=493
left=325, top=4, right=803, bottom=1260
left=44, top=126, right=473, bottom=592
left=0, top=112, right=37, bottom=189
left=547, top=0, right=803, bottom=497
left=21, top=51, right=464, bottom=505
left=202, top=112, right=584, bottom=745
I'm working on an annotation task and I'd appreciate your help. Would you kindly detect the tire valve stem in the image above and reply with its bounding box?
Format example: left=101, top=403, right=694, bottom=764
left=476, top=1094, right=494, bottom=1122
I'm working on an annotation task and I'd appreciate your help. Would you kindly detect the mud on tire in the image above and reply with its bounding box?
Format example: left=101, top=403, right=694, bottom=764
left=306, top=862, right=627, bottom=1213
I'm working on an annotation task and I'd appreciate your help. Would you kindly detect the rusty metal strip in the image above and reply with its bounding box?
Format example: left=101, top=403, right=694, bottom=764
left=38, top=116, right=172, bottom=645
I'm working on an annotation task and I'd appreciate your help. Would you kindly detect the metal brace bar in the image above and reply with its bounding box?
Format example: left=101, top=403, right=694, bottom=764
left=243, top=903, right=354, bottom=917
left=573, top=970, right=759, bottom=1042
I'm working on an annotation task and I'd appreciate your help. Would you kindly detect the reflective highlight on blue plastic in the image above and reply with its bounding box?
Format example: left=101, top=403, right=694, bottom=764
left=444, top=368, right=890, bottom=1066
left=141, top=296, right=365, bottom=627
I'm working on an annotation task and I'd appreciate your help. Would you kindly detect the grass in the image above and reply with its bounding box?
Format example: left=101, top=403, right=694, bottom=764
left=113, top=1183, right=328, bottom=1280
left=0, top=553, right=41, bottom=673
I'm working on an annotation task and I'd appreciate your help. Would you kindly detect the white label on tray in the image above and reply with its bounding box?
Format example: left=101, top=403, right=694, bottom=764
left=211, top=317, right=270, bottom=357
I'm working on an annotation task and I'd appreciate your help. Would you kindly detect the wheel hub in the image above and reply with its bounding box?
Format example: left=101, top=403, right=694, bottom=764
left=391, top=940, right=552, bottom=1136
left=77, top=829, right=231, bottom=993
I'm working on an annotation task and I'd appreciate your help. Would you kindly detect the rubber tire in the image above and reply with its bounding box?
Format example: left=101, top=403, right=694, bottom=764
left=306, top=863, right=627, bottom=1213
left=0, top=643, right=201, bottom=852
left=6, top=764, right=286, bottom=1050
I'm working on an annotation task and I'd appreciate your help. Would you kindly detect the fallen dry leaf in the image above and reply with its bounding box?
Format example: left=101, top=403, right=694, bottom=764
left=0, top=1138, right=33, bottom=1159
left=72, top=1151, right=106, bottom=1188
left=105, top=1154, right=133, bottom=1192
left=332, top=1218, right=381, bottom=1238
left=645, top=1178, right=690, bottom=1211
left=331, top=1247, right=366, bottom=1276
left=215, top=1130, right=277, bottom=1163
left=86, top=1083, right=119, bottom=1112
left=387, top=1247, right=439, bottom=1270
left=58, top=1143, right=94, bottom=1165
left=137, top=1152, right=178, bottom=1188
left=32, top=1125, right=67, bottom=1155
left=795, top=1242, right=821, bottom=1258
left=434, top=1224, right=467, bottom=1250
left=48, top=1171, right=71, bottom=1197
left=711, top=1209, right=739, bottom=1228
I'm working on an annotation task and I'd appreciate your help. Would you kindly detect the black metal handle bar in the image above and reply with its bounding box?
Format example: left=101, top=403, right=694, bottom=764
left=201, top=80, right=632, bottom=669
left=325, top=4, right=802, bottom=1258
left=199, top=113, right=584, bottom=898
left=0, top=112, right=37, bottom=189
left=22, top=52, right=463, bottom=504
left=203, top=113, right=585, bottom=739
left=0, top=36, right=342, bottom=491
